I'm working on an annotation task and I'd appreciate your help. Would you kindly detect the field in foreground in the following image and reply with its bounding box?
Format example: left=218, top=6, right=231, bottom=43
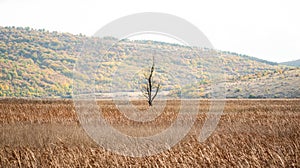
left=0, top=99, right=299, bottom=167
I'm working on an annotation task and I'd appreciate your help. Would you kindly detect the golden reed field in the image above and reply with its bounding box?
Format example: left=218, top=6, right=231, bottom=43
left=0, top=98, right=299, bottom=167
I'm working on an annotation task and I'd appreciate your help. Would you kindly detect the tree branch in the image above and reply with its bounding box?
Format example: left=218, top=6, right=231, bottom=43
left=151, top=83, right=160, bottom=102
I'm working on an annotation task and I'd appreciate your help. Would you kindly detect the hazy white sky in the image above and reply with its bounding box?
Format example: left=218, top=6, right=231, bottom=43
left=0, top=0, right=299, bottom=62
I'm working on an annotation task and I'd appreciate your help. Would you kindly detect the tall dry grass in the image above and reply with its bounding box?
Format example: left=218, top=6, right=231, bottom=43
left=0, top=98, right=299, bottom=167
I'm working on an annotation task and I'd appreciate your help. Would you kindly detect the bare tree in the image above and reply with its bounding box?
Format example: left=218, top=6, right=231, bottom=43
left=141, top=57, right=161, bottom=106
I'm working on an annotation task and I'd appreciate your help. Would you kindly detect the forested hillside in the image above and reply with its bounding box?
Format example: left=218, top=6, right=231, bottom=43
left=0, top=26, right=298, bottom=98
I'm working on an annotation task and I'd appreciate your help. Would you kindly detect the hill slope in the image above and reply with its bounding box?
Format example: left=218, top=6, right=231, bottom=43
left=281, top=59, right=300, bottom=67
left=0, top=26, right=298, bottom=98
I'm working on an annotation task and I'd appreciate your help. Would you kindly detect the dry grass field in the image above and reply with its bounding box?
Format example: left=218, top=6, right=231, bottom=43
left=0, top=98, right=299, bottom=167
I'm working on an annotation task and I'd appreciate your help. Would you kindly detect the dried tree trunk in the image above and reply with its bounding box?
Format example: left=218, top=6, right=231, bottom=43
left=141, top=57, right=161, bottom=106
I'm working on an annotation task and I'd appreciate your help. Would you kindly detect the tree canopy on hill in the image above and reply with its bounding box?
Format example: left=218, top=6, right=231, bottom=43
left=0, top=26, right=297, bottom=98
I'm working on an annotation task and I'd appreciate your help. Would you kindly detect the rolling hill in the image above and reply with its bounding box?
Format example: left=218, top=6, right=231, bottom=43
left=0, top=26, right=299, bottom=98
left=281, top=59, right=300, bottom=67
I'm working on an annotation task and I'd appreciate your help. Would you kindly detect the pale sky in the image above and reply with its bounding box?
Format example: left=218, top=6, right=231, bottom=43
left=0, top=0, right=299, bottom=63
